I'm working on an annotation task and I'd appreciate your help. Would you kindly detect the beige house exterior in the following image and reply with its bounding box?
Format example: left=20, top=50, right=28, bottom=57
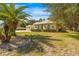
left=16, top=20, right=65, bottom=32
left=31, top=20, right=58, bottom=31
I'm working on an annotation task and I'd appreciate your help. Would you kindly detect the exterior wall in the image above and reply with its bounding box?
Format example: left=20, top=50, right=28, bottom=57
left=31, top=23, right=56, bottom=31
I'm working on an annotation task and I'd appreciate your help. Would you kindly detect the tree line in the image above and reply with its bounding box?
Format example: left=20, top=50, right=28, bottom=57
left=45, top=3, right=79, bottom=31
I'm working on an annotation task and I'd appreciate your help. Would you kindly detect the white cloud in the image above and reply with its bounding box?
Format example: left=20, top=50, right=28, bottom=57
left=32, top=15, right=49, bottom=20
left=24, top=8, right=51, bottom=20
left=28, top=8, right=50, bottom=16
left=14, top=3, right=50, bottom=20
left=16, top=5, right=50, bottom=20
left=32, top=11, right=50, bottom=16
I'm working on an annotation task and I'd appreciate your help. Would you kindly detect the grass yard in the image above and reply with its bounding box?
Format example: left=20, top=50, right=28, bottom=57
left=0, top=32, right=79, bottom=56
left=16, top=32, right=79, bottom=56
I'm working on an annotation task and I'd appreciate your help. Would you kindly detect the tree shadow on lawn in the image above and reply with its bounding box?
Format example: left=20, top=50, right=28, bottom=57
left=16, top=35, right=62, bottom=54
left=67, top=33, right=79, bottom=40
left=0, top=35, right=62, bottom=54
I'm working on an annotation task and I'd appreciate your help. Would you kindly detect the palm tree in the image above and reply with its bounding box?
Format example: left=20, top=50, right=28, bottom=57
left=0, top=3, right=30, bottom=43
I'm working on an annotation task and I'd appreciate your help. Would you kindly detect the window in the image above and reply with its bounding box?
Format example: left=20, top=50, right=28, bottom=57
left=34, top=25, right=39, bottom=29
left=50, top=25, right=54, bottom=29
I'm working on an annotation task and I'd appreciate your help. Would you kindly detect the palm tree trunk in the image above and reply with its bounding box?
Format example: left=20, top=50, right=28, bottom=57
left=12, top=20, right=18, bottom=36
left=2, top=24, right=11, bottom=43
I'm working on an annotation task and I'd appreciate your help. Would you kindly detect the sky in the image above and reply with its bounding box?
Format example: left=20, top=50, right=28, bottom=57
left=0, top=3, right=50, bottom=24
left=16, top=3, right=50, bottom=20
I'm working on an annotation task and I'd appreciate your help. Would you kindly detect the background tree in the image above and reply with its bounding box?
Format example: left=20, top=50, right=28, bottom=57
left=39, top=18, right=43, bottom=22
left=45, top=3, right=79, bottom=31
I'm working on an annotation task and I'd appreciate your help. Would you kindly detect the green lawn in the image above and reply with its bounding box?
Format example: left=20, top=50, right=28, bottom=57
left=0, top=32, right=79, bottom=56
left=16, top=32, right=79, bottom=56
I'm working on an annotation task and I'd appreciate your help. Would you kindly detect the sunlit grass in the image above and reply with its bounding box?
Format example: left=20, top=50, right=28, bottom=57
left=16, top=32, right=79, bottom=55
left=0, top=31, right=79, bottom=56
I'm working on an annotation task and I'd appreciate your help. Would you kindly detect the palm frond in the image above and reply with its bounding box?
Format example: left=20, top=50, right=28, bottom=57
left=0, top=12, right=12, bottom=19
left=17, top=12, right=31, bottom=19
left=9, top=3, right=16, bottom=16
left=0, top=3, right=8, bottom=12
left=15, top=6, right=27, bottom=13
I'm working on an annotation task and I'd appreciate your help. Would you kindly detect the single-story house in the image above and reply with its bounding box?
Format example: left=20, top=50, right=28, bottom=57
left=16, top=27, right=26, bottom=30
left=31, top=20, right=56, bottom=31
left=26, top=25, right=32, bottom=32
left=16, top=20, right=66, bottom=32
left=31, top=20, right=65, bottom=32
